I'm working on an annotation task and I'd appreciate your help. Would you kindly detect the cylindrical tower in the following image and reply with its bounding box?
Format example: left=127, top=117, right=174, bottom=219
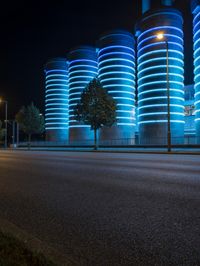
left=45, top=58, right=69, bottom=142
left=191, top=0, right=200, bottom=140
left=137, top=8, right=185, bottom=144
left=68, top=46, right=98, bottom=144
left=142, top=0, right=151, bottom=14
left=98, top=31, right=136, bottom=144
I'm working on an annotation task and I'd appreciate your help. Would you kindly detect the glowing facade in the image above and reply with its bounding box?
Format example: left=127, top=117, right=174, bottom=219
left=44, top=1, right=200, bottom=145
left=68, top=47, right=98, bottom=143
left=98, top=31, right=136, bottom=142
left=191, top=0, right=200, bottom=137
left=137, top=8, right=185, bottom=144
left=45, top=58, right=68, bottom=142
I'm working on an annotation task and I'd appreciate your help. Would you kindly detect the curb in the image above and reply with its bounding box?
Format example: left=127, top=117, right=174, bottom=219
left=5, top=148, right=200, bottom=155
left=0, top=217, right=77, bottom=266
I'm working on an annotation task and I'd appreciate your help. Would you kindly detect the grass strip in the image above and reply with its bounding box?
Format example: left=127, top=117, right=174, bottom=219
left=0, top=231, right=56, bottom=266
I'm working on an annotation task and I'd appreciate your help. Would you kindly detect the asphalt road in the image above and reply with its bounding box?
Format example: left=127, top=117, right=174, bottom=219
left=0, top=150, right=200, bottom=266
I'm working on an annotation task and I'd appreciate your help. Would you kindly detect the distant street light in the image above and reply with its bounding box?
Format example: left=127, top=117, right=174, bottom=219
left=0, top=99, right=8, bottom=149
left=156, top=33, right=171, bottom=152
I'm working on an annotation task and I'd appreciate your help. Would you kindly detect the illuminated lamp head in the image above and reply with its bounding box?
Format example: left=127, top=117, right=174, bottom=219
left=156, top=33, right=164, bottom=40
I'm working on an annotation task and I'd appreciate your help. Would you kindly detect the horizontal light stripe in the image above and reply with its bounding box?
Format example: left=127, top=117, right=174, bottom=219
left=69, top=75, right=95, bottom=81
left=69, top=97, right=80, bottom=102
left=138, top=73, right=184, bottom=83
left=138, top=26, right=183, bottom=42
left=138, top=49, right=183, bottom=62
left=117, top=123, right=135, bottom=126
left=138, top=88, right=184, bottom=96
left=98, top=45, right=134, bottom=55
left=116, top=110, right=135, bottom=113
left=68, top=59, right=97, bottom=65
left=138, top=34, right=183, bottom=48
left=45, top=103, right=68, bottom=106
left=45, top=98, right=68, bottom=102
left=103, top=84, right=134, bottom=89
left=138, top=65, right=183, bottom=75
left=69, top=86, right=85, bottom=91
left=113, top=97, right=134, bottom=101
left=138, top=42, right=183, bottom=55
left=69, top=70, right=97, bottom=75
left=69, top=92, right=81, bottom=97
left=138, top=81, right=183, bottom=89
left=99, top=58, right=135, bottom=67
left=108, top=91, right=135, bottom=96
left=46, top=89, right=68, bottom=93
left=46, top=70, right=67, bottom=74
left=69, top=81, right=90, bottom=86
left=46, top=74, right=68, bottom=79
left=46, top=108, right=68, bottom=111
left=99, top=64, right=135, bottom=72
left=101, top=77, right=135, bottom=83
left=46, top=113, right=68, bottom=116
left=98, top=51, right=135, bottom=61
left=98, top=71, right=135, bottom=78
left=46, top=122, right=68, bottom=125
left=69, top=125, right=91, bottom=128
left=46, top=79, right=68, bottom=84
left=68, top=65, right=98, bottom=71
left=138, top=57, right=184, bottom=69
left=117, top=103, right=134, bottom=107
left=139, top=120, right=185, bottom=124
left=46, top=127, right=68, bottom=130
left=138, top=112, right=184, bottom=117
left=138, top=104, right=185, bottom=110
left=45, top=118, right=68, bottom=120
left=138, top=96, right=184, bottom=103
left=117, top=117, right=136, bottom=120
left=45, top=93, right=68, bottom=98
left=46, top=84, right=68, bottom=88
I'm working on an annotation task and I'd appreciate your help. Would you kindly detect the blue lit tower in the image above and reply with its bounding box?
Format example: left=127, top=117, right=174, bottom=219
left=98, top=31, right=136, bottom=142
left=191, top=0, right=200, bottom=139
left=68, top=46, right=98, bottom=143
left=45, top=58, right=69, bottom=142
left=137, top=0, right=185, bottom=144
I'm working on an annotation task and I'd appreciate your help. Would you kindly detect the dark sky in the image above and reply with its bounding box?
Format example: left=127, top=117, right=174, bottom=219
left=0, top=0, right=193, bottom=118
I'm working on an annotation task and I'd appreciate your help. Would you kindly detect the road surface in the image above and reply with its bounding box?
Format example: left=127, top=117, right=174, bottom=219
left=0, top=150, right=200, bottom=265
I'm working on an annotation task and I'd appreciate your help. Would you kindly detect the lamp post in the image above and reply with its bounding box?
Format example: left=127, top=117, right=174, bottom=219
left=0, top=99, right=8, bottom=149
left=157, top=33, right=171, bottom=152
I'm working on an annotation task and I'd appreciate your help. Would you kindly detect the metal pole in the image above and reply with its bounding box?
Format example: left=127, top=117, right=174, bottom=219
left=5, top=101, right=8, bottom=149
left=16, top=122, right=19, bottom=146
left=12, top=120, right=15, bottom=146
left=166, top=41, right=171, bottom=152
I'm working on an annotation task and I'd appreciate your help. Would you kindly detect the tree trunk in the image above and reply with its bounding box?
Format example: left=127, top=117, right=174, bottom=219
left=28, top=133, right=31, bottom=150
left=94, top=128, right=98, bottom=151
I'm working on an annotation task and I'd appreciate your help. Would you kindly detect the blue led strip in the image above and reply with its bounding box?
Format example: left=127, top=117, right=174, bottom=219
left=137, top=19, right=184, bottom=128
left=68, top=51, right=98, bottom=129
left=193, top=7, right=200, bottom=133
left=98, top=39, right=136, bottom=127
left=45, top=62, right=69, bottom=132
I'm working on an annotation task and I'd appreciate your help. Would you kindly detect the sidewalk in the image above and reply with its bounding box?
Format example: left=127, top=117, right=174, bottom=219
left=10, top=147, right=200, bottom=155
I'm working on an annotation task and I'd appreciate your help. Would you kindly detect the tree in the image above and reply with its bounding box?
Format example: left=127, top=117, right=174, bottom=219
left=74, top=78, right=116, bottom=150
left=16, top=103, right=44, bottom=147
left=0, top=121, right=5, bottom=141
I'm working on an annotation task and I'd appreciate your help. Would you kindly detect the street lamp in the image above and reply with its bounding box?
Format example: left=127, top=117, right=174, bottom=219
left=0, top=99, right=8, bottom=149
left=156, top=33, right=171, bottom=152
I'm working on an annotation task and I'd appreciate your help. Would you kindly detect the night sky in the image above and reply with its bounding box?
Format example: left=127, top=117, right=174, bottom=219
left=0, top=0, right=193, bottom=119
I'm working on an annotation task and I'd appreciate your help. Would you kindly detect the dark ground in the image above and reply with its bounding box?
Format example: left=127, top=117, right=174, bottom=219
left=0, top=151, right=200, bottom=265
left=0, top=231, right=55, bottom=266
